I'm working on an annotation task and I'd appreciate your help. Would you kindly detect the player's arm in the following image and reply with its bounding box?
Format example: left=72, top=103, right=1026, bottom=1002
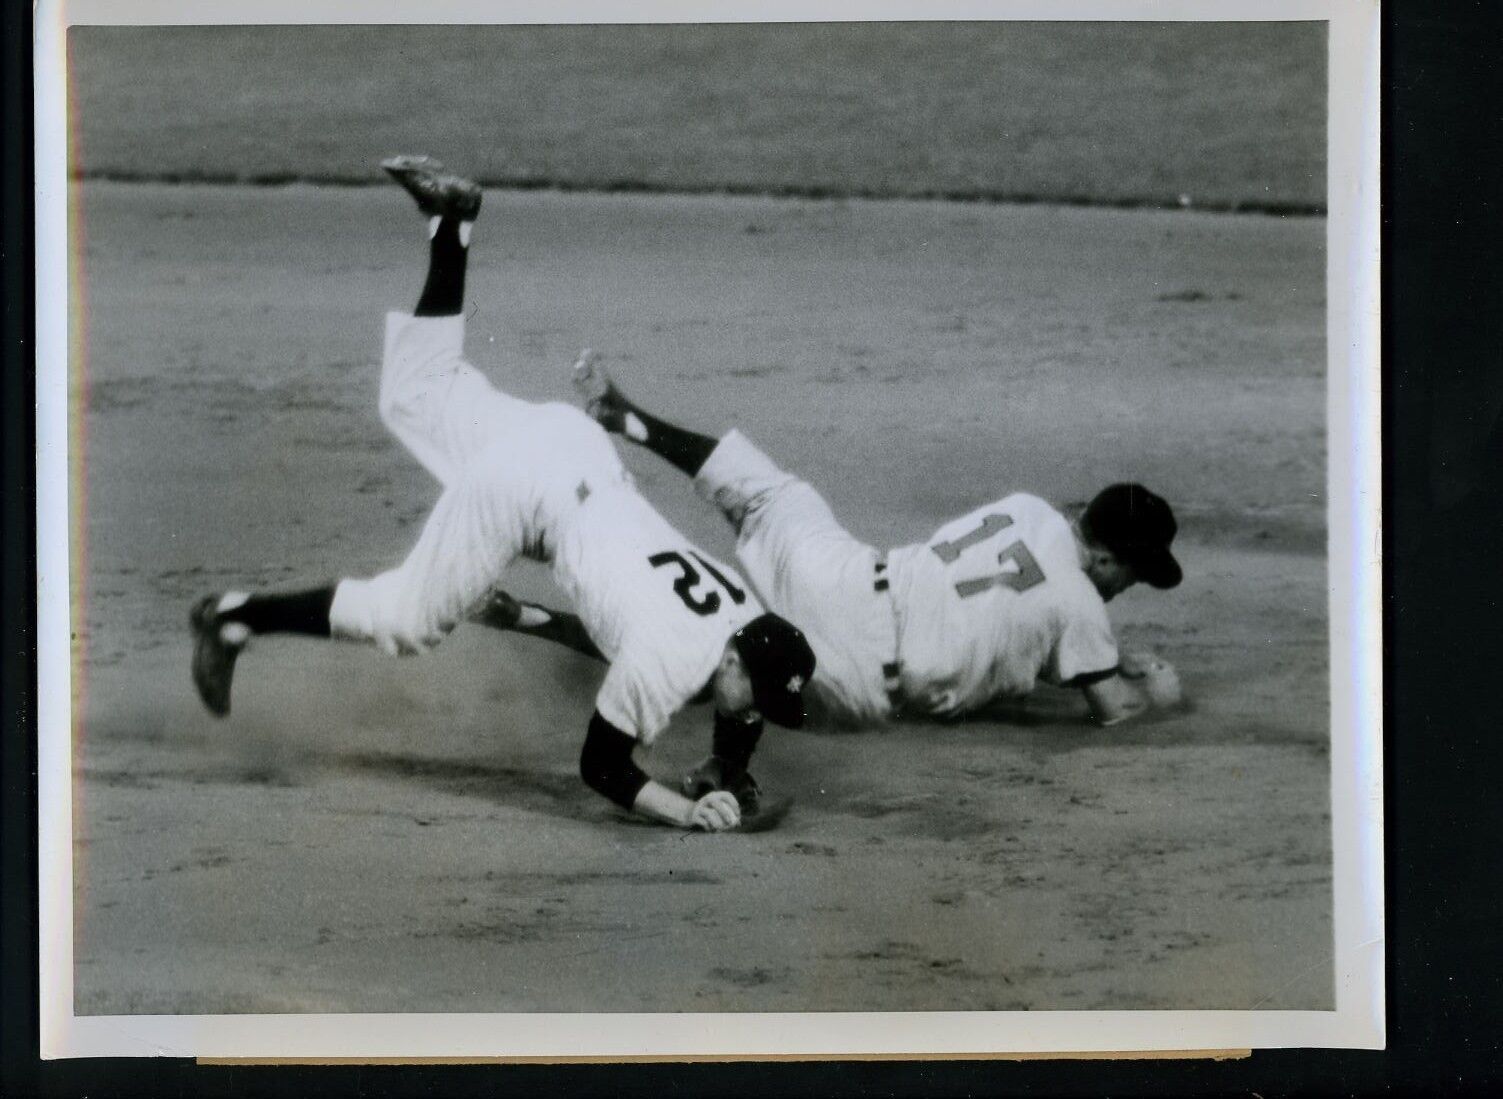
left=1078, top=670, right=1150, bottom=726
left=471, top=589, right=605, bottom=662
left=579, top=711, right=741, bottom=830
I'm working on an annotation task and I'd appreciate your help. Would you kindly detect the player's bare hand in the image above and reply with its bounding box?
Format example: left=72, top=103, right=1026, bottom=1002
left=1142, top=658, right=1183, bottom=708
left=688, top=790, right=741, bottom=832
left=1120, top=650, right=1183, bottom=709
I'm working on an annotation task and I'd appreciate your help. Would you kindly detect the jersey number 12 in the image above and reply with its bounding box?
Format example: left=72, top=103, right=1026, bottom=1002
left=648, top=550, right=748, bottom=616
left=930, top=514, right=1046, bottom=598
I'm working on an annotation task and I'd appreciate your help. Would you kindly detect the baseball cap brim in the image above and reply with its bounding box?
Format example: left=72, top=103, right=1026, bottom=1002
left=752, top=679, right=806, bottom=729
left=1131, top=546, right=1183, bottom=589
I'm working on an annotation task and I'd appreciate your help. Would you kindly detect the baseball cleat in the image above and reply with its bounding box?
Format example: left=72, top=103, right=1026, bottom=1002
left=380, top=155, right=482, bottom=222
left=571, top=349, right=611, bottom=407
left=572, top=350, right=638, bottom=437
left=470, top=588, right=524, bottom=631
left=190, top=594, right=249, bottom=717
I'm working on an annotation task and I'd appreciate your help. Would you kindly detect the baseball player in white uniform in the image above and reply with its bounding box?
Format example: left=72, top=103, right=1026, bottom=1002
left=188, top=157, right=815, bottom=832
left=479, top=356, right=1184, bottom=756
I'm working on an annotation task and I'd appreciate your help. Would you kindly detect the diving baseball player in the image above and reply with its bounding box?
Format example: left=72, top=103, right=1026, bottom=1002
left=480, top=355, right=1184, bottom=748
left=188, top=157, right=815, bottom=832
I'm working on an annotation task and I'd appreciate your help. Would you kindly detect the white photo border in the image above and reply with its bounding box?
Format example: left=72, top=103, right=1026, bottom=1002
left=35, top=0, right=1383, bottom=1058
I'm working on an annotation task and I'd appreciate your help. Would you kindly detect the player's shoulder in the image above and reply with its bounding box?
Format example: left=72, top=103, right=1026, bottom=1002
left=1000, top=491, right=1066, bottom=523
left=994, top=492, right=1077, bottom=561
left=935, top=492, right=1061, bottom=535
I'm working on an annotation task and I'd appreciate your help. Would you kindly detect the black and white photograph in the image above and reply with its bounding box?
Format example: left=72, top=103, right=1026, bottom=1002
left=36, top=0, right=1381, bottom=1058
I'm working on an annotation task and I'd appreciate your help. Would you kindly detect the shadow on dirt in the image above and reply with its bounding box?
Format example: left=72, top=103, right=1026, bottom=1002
left=330, top=748, right=596, bottom=820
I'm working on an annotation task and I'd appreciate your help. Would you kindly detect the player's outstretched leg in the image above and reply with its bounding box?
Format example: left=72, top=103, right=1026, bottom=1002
left=191, top=160, right=490, bottom=720
left=470, top=589, right=605, bottom=663
left=189, top=587, right=336, bottom=715
left=381, top=154, right=482, bottom=317
left=572, top=351, right=718, bottom=477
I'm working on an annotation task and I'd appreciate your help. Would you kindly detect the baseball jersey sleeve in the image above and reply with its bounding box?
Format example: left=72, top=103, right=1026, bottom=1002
left=595, top=653, right=681, bottom=746
left=1043, top=578, right=1121, bottom=686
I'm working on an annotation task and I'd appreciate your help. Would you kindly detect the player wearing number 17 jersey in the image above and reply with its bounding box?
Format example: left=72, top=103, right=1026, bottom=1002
left=545, top=357, right=1182, bottom=732
left=185, top=158, right=814, bottom=833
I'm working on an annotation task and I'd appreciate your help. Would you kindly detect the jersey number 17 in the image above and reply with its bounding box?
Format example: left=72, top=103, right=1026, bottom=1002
left=930, top=514, right=1046, bottom=598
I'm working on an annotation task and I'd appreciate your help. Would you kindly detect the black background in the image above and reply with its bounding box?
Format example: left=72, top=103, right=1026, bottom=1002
left=5, top=1, right=1501, bottom=1094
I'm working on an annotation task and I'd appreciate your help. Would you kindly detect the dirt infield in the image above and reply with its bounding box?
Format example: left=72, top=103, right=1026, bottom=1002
left=70, top=182, right=1329, bottom=1013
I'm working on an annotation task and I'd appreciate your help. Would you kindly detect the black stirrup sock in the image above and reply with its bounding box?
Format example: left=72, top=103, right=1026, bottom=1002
left=219, top=586, right=337, bottom=637
left=414, top=217, right=469, bottom=317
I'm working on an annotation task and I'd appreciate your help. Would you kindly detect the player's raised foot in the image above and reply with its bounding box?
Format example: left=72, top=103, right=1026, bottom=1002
left=380, top=155, right=482, bottom=222
left=189, top=593, right=250, bottom=717
left=572, top=350, right=644, bottom=439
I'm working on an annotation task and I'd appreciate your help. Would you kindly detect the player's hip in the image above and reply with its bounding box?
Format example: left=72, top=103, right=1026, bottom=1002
left=767, top=555, right=904, bottom=726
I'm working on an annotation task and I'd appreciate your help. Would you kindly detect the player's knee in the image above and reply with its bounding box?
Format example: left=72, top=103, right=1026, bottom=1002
left=722, top=476, right=806, bottom=530
left=377, top=382, right=410, bottom=433
left=378, top=364, right=444, bottom=431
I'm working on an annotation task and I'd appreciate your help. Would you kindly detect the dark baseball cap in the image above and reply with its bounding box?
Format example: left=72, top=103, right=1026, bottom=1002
left=732, top=614, right=817, bottom=729
left=1081, top=483, right=1183, bottom=589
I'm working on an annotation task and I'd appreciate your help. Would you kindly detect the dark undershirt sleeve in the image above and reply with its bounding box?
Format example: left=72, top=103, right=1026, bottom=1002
left=711, top=711, right=764, bottom=781
left=1067, top=665, right=1122, bottom=689
left=579, top=710, right=651, bottom=809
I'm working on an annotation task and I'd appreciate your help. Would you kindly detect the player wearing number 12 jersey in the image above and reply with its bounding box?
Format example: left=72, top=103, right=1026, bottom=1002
left=523, top=355, right=1183, bottom=733
left=186, top=158, right=814, bottom=833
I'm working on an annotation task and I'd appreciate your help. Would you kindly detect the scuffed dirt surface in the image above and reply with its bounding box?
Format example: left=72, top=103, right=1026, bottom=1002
left=70, top=184, right=1329, bottom=1013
